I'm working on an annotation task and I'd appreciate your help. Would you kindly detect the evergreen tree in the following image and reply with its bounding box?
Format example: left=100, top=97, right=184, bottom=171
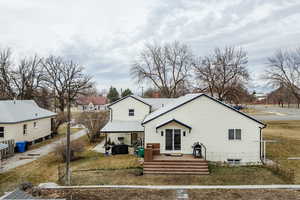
left=107, top=86, right=120, bottom=102
left=121, top=88, right=133, bottom=97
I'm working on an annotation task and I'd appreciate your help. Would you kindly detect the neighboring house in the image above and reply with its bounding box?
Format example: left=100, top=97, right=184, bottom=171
left=0, top=100, right=57, bottom=143
left=76, top=96, right=108, bottom=111
left=101, top=93, right=266, bottom=164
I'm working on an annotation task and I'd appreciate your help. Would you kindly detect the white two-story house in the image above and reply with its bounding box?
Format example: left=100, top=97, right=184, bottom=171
left=101, top=93, right=266, bottom=164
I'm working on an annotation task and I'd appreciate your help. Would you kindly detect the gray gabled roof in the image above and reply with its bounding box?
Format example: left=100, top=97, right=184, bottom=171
left=0, top=100, right=57, bottom=124
left=101, top=120, right=144, bottom=133
left=142, top=93, right=265, bottom=126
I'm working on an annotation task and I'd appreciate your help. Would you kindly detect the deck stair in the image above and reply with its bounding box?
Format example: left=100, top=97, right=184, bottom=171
left=143, top=157, right=209, bottom=175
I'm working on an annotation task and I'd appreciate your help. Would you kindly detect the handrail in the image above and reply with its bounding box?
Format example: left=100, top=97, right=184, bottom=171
left=199, top=143, right=207, bottom=160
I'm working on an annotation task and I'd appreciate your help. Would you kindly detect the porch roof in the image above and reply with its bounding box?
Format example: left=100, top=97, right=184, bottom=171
left=100, top=120, right=144, bottom=133
left=156, top=118, right=192, bottom=131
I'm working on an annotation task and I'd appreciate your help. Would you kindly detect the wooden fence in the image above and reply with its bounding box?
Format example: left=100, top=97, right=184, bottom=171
left=0, top=139, right=15, bottom=159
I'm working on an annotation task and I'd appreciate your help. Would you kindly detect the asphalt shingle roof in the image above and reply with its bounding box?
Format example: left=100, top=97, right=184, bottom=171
left=0, top=100, right=57, bottom=124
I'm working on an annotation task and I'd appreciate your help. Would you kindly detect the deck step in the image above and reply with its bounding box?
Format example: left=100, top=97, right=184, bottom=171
left=144, top=171, right=210, bottom=175
left=144, top=168, right=209, bottom=172
left=144, top=162, right=208, bottom=166
left=144, top=165, right=208, bottom=169
left=151, top=159, right=206, bottom=162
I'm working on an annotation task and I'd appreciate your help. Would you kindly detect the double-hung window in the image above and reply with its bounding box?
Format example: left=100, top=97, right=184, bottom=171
left=23, top=124, right=28, bottom=135
left=0, top=127, right=4, bottom=137
left=228, top=129, right=241, bottom=140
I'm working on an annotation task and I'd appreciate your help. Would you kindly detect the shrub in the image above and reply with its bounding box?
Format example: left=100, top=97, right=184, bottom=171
left=55, top=140, right=85, bottom=162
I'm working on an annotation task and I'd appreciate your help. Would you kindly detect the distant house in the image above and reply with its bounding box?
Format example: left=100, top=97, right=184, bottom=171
left=101, top=93, right=266, bottom=165
left=0, top=100, right=57, bottom=143
left=76, top=96, right=108, bottom=111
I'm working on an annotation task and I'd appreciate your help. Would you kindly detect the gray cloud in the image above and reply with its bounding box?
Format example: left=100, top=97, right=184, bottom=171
left=1, top=0, right=300, bottom=93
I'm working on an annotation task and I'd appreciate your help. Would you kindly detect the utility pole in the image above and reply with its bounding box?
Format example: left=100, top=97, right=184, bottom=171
left=66, top=86, right=71, bottom=185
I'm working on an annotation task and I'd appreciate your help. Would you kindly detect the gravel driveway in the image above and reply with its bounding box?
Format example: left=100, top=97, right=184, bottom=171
left=248, top=105, right=300, bottom=121
left=0, top=129, right=87, bottom=173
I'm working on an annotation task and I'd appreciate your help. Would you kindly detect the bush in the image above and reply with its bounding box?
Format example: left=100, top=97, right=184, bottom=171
left=55, top=140, right=85, bottom=162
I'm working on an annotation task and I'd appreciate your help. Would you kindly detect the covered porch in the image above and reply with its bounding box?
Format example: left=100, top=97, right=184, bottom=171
left=100, top=120, right=144, bottom=146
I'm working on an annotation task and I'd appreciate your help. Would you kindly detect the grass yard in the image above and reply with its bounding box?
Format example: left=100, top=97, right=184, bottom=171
left=1, top=120, right=300, bottom=196
left=263, top=120, right=300, bottom=183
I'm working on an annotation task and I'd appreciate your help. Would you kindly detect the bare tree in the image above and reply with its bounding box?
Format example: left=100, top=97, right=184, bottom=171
left=43, top=56, right=93, bottom=185
left=77, top=111, right=109, bottom=143
left=10, top=55, right=44, bottom=100
left=194, top=47, right=249, bottom=101
left=264, top=48, right=300, bottom=104
left=0, top=48, right=14, bottom=99
left=131, top=41, right=193, bottom=98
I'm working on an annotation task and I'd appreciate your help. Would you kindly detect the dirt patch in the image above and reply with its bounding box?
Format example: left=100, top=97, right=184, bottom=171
left=39, top=188, right=175, bottom=200
left=188, top=189, right=300, bottom=200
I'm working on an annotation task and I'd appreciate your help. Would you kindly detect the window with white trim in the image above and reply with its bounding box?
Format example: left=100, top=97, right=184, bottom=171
left=227, top=159, right=241, bottom=165
left=129, top=109, right=134, bottom=116
left=228, top=129, right=241, bottom=140
left=23, top=124, right=28, bottom=135
left=0, top=127, right=4, bottom=137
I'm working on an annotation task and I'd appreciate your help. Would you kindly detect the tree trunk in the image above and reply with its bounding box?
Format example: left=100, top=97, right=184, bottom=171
left=66, top=95, right=71, bottom=185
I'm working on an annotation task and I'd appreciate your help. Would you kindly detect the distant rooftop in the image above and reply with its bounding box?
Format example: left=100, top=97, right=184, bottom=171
left=77, top=96, right=108, bottom=105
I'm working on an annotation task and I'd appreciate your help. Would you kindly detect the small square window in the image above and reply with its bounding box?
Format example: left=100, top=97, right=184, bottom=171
left=227, top=159, right=241, bottom=165
left=0, top=127, right=4, bottom=137
left=129, top=109, right=134, bottom=116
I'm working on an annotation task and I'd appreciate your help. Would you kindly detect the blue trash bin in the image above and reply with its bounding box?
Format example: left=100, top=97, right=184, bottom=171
left=16, top=141, right=26, bottom=153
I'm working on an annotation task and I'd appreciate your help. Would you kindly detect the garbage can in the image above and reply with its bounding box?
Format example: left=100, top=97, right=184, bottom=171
left=138, top=148, right=144, bottom=157
left=16, top=141, right=26, bottom=153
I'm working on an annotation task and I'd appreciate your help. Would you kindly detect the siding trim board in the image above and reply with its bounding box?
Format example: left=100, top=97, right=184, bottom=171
left=0, top=115, right=57, bottom=124
left=142, top=94, right=266, bottom=127
left=108, top=95, right=152, bottom=109
left=156, top=119, right=192, bottom=132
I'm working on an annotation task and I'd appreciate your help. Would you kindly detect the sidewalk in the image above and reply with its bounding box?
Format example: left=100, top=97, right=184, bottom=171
left=41, top=184, right=300, bottom=190
left=0, top=129, right=87, bottom=173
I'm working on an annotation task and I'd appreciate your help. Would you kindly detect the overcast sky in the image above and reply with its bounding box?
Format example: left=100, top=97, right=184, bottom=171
left=1, top=0, right=300, bottom=94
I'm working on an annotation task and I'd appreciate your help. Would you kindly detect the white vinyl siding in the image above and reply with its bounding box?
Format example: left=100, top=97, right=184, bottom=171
left=144, top=95, right=263, bottom=163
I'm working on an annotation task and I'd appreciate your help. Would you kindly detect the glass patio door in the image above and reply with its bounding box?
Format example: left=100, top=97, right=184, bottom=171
left=165, top=129, right=181, bottom=151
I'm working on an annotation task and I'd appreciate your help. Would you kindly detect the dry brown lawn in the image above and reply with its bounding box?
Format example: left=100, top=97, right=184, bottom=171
left=263, top=120, right=300, bottom=139
left=263, top=120, right=300, bottom=183
left=188, top=189, right=300, bottom=200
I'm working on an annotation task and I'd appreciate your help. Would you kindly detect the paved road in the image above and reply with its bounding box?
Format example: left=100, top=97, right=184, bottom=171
left=0, top=129, right=87, bottom=173
left=248, top=105, right=300, bottom=121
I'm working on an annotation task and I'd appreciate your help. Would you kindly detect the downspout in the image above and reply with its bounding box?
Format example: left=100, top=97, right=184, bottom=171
left=259, top=124, right=267, bottom=164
